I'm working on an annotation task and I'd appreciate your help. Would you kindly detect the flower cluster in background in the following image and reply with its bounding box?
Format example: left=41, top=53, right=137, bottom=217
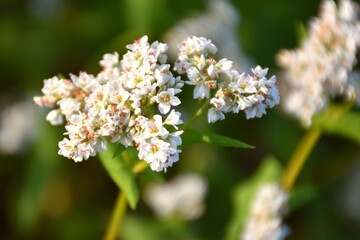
left=175, top=36, right=280, bottom=122
left=143, top=173, right=207, bottom=220
left=277, top=0, right=360, bottom=127
left=164, top=0, right=251, bottom=71
left=241, top=183, right=289, bottom=240
left=33, top=35, right=280, bottom=171
left=0, top=101, right=37, bottom=154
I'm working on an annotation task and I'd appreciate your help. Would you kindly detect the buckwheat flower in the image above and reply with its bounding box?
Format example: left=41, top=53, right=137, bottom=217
left=108, top=83, right=131, bottom=106
left=277, top=0, right=360, bottom=127
left=100, top=52, right=119, bottom=70
left=70, top=72, right=100, bottom=92
left=46, top=109, right=63, bottom=125
left=144, top=173, right=207, bottom=220
left=58, top=98, right=81, bottom=117
left=241, top=183, right=290, bottom=240
left=164, top=109, right=183, bottom=129
left=138, top=137, right=172, bottom=172
left=33, top=76, right=74, bottom=108
left=154, top=88, right=181, bottom=114
left=208, top=98, right=226, bottom=123
left=207, top=66, right=279, bottom=122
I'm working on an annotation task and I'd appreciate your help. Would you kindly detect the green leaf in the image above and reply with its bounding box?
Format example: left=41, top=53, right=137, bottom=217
left=313, top=104, right=360, bottom=145
left=225, top=156, right=282, bottom=240
left=294, top=21, right=308, bottom=45
left=122, top=215, right=190, bottom=240
left=181, top=128, right=254, bottom=149
left=112, top=143, right=127, bottom=159
left=98, top=144, right=139, bottom=209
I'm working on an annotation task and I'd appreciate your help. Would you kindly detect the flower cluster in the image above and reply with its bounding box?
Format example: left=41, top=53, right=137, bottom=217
left=277, top=0, right=360, bottom=127
left=241, top=183, right=289, bottom=240
left=175, top=36, right=280, bottom=123
left=34, top=36, right=184, bottom=172
left=34, top=35, right=280, bottom=171
left=143, top=173, right=207, bottom=220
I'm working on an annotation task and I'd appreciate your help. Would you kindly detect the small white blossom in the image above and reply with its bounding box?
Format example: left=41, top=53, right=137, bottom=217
left=154, top=88, right=181, bottom=114
left=100, top=52, right=119, bottom=70
left=46, top=109, right=63, bottom=125
left=164, top=109, right=183, bottom=128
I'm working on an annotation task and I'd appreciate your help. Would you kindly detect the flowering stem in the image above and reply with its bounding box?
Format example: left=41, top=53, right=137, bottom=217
left=103, top=192, right=127, bottom=240
left=181, top=99, right=210, bottom=130
left=282, top=127, right=322, bottom=191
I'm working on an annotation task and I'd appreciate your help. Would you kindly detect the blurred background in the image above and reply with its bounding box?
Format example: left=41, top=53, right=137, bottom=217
left=1, top=0, right=360, bottom=239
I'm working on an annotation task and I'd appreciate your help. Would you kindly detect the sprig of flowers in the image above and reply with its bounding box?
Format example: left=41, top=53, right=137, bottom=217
left=277, top=0, right=360, bottom=127
left=175, top=36, right=280, bottom=122
left=34, top=36, right=183, bottom=172
left=34, top=35, right=280, bottom=171
left=241, top=183, right=289, bottom=240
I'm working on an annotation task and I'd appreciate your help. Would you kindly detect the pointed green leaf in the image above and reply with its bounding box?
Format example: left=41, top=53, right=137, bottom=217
left=295, top=21, right=308, bottom=45
left=225, top=156, right=282, bottom=240
left=98, top=144, right=139, bottom=209
left=313, top=104, right=360, bottom=145
left=181, top=128, right=254, bottom=149
left=112, top=143, right=127, bottom=159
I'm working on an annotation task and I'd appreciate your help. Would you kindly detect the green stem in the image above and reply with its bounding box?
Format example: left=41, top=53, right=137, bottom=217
left=103, top=193, right=127, bottom=240
left=132, top=160, right=149, bottom=174
left=282, top=127, right=322, bottom=191
left=103, top=160, right=149, bottom=240
left=181, top=99, right=210, bottom=130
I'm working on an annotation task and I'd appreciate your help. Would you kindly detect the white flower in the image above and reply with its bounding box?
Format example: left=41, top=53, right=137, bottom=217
left=241, top=183, right=290, bottom=240
left=208, top=107, right=225, bottom=123
left=108, top=84, right=130, bottom=106
left=138, top=137, right=171, bottom=172
left=0, top=101, right=37, bottom=154
left=144, top=173, right=207, bottom=220
left=34, top=76, right=74, bottom=107
left=46, top=109, right=63, bottom=125
left=154, top=88, right=181, bottom=114
left=216, top=58, right=233, bottom=72
left=100, top=52, right=119, bottom=69
left=70, top=72, right=99, bottom=92
left=245, top=104, right=267, bottom=119
left=164, top=110, right=183, bottom=128
left=58, top=98, right=81, bottom=117
left=58, top=138, right=77, bottom=160
left=252, top=65, right=269, bottom=78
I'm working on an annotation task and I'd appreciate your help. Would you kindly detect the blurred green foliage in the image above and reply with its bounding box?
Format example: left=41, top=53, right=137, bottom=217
left=1, top=0, right=360, bottom=239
